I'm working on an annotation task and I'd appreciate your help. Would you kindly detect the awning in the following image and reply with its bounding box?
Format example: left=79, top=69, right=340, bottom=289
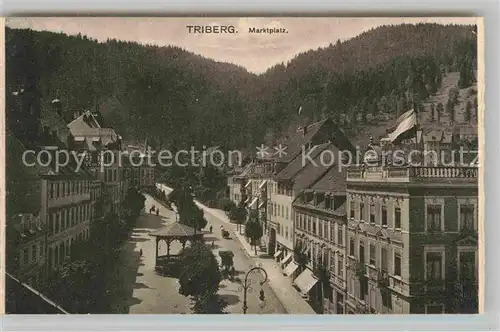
left=283, top=261, right=299, bottom=276
left=259, top=180, right=268, bottom=189
left=245, top=180, right=252, bottom=188
left=244, top=196, right=250, bottom=203
left=249, top=197, right=258, bottom=209
left=294, top=268, right=319, bottom=294
left=280, top=252, right=293, bottom=265
left=273, top=250, right=283, bottom=258
left=258, top=201, right=265, bottom=209
left=74, top=136, right=85, bottom=142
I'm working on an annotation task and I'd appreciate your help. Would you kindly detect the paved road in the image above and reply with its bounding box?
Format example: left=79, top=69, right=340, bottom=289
left=109, top=193, right=286, bottom=314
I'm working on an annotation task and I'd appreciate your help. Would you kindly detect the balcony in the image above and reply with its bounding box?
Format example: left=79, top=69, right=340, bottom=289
left=347, top=166, right=478, bottom=183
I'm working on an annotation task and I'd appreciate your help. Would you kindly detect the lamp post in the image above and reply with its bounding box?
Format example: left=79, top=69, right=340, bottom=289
left=239, top=266, right=268, bottom=314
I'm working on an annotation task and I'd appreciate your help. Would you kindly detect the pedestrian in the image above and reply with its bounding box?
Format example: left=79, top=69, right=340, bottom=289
left=209, top=225, right=213, bottom=233
left=156, top=207, right=159, bottom=216
left=211, top=240, right=215, bottom=249
left=139, top=248, right=143, bottom=257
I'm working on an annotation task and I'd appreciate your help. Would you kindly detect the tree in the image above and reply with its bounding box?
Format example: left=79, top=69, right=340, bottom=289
left=170, top=182, right=208, bottom=231
left=436, top=102, right=444, bottom=124
left=46, top=259, right=103, bottom=313
left=446, top=101, right=455, bottom=123
left=244, top=210, right=263, bottom=256
left=294, top=240, right=309, bottom=272
left=191, top=292, right=228, bottom=314
left=313, top=258, right=331, bottom=312
left=178, top=242, right=222, bottom=312
left=448, top=87, right=460, bottom=106
left=228, top=202, right=247, bottom=234
left=464, top=100, right=472, bottom=123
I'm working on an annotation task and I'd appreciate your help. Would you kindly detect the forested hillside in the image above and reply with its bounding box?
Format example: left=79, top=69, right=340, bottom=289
left=5, top=23, right=477, bottom=151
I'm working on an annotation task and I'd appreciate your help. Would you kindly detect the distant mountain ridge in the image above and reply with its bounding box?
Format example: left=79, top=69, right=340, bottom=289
left=5, top=23, right=477, bottom=152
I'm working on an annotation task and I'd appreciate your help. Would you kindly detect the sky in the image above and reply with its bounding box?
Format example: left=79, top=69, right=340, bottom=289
left=6, top=17, right=477, bottom=74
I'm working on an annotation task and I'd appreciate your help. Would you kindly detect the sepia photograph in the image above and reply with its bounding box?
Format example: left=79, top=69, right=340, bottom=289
left=3, top=17, right=482, bottom=315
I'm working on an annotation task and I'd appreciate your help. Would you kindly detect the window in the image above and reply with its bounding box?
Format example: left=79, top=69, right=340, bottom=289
left=49, top=183, right=54, bottom=198
left=459, top=251, right=476, bottom=282
left=426, top=205, right=442, bottom=232
left=277, top=204, right=280, bottom=217
left=281, top=205, right=284, bottom=218
left=32, top=244, right=37, bottom=263
left=359, top=202, right=365, bottom=221
left=394, top=207, right=401, bottom=229
left=324, top=222, right=329, bottom=241
left=381, top=248, right=388, bottom=273
left=312, top=219, right=317, bottom=235
left=57, top=213, right=61, bottom=233
left=381, top=206, right=387, bottom=227
left=425, top=304, right=444, bottom=314
left=337, top=227, right=343, bottom=246
left=426, top=252, right=443, bottom=280
left=23, top=248, right=28, bottom=265
left=285, top=226, right=289, bottom=239
left=350, top=204, right=355, bottom=219
left=286, top=207, right=289, bottom=219
left=330, top=252, right=336, bottom=273
left=319, top=220, right=323, bottom=238
left=62, top=182, right=66, bottom=196
left=349, top=238, right=355, bottom=256
left=295, top=214, right=299, bottom=228
left=370, top=203, right=375, bottom=224
left=369, top=244, right=376, bottom=266
left=460, top=204, right=475, bottom=231
left=359, top=242, right=365, bottom=263
left=307, top=216, right=311, bottom=232
left=273, top=203, right=277, bottom=216
left=39, top=242, right=44, bottom=258
left=55, top=183, right=60, bottom=198
left=394, top=252, right=402, bottom=277
left=337, top=255, right=344, bottom=277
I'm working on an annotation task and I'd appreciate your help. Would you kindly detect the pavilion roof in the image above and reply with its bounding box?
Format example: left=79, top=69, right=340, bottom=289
left=150, top=223, right=198, bottom=238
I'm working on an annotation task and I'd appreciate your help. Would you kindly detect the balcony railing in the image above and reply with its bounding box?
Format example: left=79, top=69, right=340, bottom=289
left=347, top=166, right=478, bottom=182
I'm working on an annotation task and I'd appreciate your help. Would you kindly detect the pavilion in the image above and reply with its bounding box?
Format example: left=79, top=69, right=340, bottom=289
left=150, top=223, right=204, bottom=271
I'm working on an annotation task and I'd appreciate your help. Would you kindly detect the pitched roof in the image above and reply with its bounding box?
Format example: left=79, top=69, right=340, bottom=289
left=309, top=165, right=346, bottom=195
left=278, top=119, right=329, bottom=163
left=149, top=223, right=198, bottom=237
left=68, top=112, right=119, bottom=147
left=278, top=118, right=355, bottom=164
left=275, top=142, right=331, bottom=181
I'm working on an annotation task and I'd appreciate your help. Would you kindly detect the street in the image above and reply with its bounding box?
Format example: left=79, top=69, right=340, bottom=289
left=109, top=192, right=286, bottom=314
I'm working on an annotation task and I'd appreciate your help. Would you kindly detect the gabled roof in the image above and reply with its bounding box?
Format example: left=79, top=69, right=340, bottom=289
left=275, top=142, right=331, bottom=181
left=278, top=118, right=355, bottom=163
left=150, top=223, right=198, bottom=238
left=309, top=165, right=346, bottom=195
left=278, top=119, right=329, bottom=163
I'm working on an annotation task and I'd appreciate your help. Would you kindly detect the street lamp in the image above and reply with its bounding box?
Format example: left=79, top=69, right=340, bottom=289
left=239, top=266, right=268, bottom=314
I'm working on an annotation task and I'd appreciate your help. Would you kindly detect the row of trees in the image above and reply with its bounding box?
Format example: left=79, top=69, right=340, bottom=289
left=45, top=188, right=146, bottom=313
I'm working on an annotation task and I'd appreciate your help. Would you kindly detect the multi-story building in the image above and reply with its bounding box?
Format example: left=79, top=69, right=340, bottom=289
left=345, top=164, right=478, bottom=314
left=269, top=120, right=354, bottom=261
left=42, top=168, right=94, bottom=274
left=10, top=214, right=46, bottom=287
left=67, top=111, right=126, bottom=215
left=292, top=166, right=348, bottom=314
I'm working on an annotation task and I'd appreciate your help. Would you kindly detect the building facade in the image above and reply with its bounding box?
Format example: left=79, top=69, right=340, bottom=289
left=345, top=165, right=478, bottom=314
